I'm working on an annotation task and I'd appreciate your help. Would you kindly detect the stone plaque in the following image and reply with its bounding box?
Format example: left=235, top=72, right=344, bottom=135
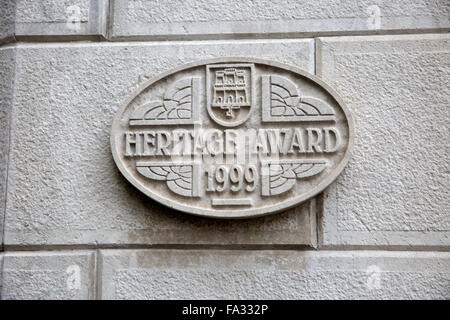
left=111, top=58, right=354, bottom=218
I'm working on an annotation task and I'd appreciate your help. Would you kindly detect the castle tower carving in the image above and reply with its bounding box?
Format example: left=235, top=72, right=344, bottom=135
left=211, top=68, right=250, bottom=118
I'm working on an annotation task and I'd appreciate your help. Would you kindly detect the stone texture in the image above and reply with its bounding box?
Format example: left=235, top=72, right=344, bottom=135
left=13, top=0, right=108, bottom=39
left=99, top=249, right=450, bottom=299
left=110, top=0, right=449, bottom=40
left=317, top=34, right=450, bottom=247
left=4, top=40, right=317, bottom=247
left=0, top=253, right=3, bottom=295
left=0, top=47, right=16, bottom=247
left=0, top=0, right=16, bottom=44
left=1, top=251, right=96, bottom=299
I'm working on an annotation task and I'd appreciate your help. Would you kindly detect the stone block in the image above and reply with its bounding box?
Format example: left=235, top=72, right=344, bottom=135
left=4, top=40, right=317, bottom=247
left=110, top=0, right=449, bottom=40
left=0, top=253, right=3, bottom=295
left=0, top=0, right=16, bottom=44
left=0, top=47, right=16, bottom=247
left=14, top=0, right=108, bottom=39
left=99, top=249, right=450, bottom=299
left=1, top=251, right=96, bottom=300
left=316, top=34, right=450, bottom=247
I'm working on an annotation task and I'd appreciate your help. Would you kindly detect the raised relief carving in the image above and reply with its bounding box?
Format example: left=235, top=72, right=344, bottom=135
left=111, top=58, right=354, bottom=218
left=262, top=75, right=335, bottom=122
left=130, top=77, right=200, bottom=125
left=261, top=160, right=328, bottom=196
left=206, top=64, right=255, bottom=127
left=136, top=162, right=201, bottom=197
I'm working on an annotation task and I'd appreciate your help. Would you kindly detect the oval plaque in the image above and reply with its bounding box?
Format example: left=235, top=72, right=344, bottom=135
left=111, top=58, right=354, bottom=218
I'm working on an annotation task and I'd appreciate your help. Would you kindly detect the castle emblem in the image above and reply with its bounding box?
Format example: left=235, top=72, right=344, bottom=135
left=212, top=68, right=250, bottom=118
left=206, top=64, right=255, bottom=127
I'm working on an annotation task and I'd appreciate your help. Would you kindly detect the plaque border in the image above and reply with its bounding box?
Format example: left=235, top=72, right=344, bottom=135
left=110, top=57, right=355, bottom=219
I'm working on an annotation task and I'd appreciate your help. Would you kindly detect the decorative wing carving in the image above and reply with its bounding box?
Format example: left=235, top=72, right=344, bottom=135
left=136, top=162, right=200, bottom=197
left=262, top=75, right=335, bottom=122
left=129, top=77, right=200, bottom=125
left=261, top=160, right=328, bottom=196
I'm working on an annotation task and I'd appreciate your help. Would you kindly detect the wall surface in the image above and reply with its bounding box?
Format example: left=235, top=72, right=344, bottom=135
left=0, top=0, right=449, bottom=300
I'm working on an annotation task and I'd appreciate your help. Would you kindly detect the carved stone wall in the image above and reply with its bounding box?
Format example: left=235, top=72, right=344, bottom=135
left=0, top=0, right=449, bottom=299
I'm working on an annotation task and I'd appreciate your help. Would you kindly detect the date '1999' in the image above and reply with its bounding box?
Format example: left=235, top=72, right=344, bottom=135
left=206, top=165, right=258, bottom=193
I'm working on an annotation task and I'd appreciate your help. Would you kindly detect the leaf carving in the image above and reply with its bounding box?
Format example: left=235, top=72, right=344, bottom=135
left=262, top=75, right=336, bottom=121
left=136, top=162, right=200, bottom=197
left=262, top=160, right=328, bottom=196
left=129, top=77, right=199, bottom=125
